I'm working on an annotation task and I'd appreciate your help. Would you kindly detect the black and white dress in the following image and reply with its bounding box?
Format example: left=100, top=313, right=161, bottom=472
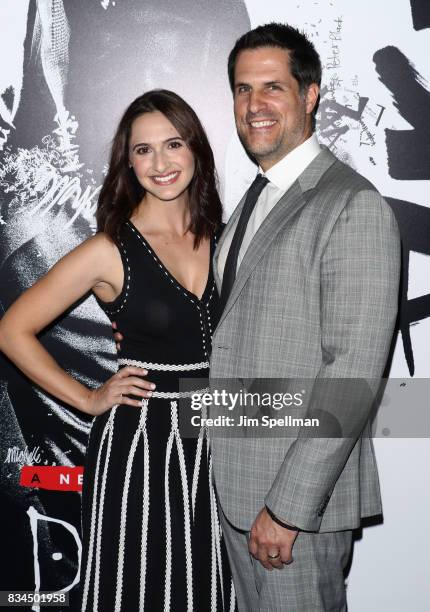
left=78, top=220, right=235, bottom=611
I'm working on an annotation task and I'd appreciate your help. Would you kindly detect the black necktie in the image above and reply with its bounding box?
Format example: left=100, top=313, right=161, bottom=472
left=219, top=174, right=269, bottom=313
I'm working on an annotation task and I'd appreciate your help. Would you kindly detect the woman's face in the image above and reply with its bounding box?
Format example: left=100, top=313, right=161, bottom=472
left=128, top=111, right=195, bottom=203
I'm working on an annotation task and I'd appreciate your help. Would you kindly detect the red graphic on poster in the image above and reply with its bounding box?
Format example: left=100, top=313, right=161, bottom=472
left=20, top=466, right=84, bottom=491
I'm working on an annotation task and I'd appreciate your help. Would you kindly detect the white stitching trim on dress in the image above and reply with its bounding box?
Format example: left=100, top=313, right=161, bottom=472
left=208, top=454, right=218, bottom=612
left=229, top=578, right=236, bottom=612
left=206, top=302, right=213, bottom=338
left=205, top=281, right=215, bottom=307
left=212, top=471, right=225, bottom=611
left=164, top=409, right=174, bottom=611
left=139, top=404, right=150, bottom=610
left=150, top=388, right=209, bottom=399
left=118, top=357, right=209, bottom=371
left=171, top=401, right=193, bottom=610
left=115, top=401, right=149, bottom=611
left=127, top=221, right=199, bottom=305
left=93, top=408, right=117, bottom=611
left=103, top=238, right=131, bottom=315
left=197, top=306, right=209, bottom=359
left=81, top=407, right=117, bottom=612
left=126, top=220, right=216, bottom=356
left=191, top=404, right=206, bottom=520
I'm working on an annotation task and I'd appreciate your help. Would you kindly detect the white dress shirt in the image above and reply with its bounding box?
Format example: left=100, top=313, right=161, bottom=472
left=218, top=134, right=321, bottom=280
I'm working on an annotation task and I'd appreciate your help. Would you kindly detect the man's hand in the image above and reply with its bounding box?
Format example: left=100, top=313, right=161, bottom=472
left=249, top=507, right=298, bottom=570
left=112, top=321, right=124, bottom=352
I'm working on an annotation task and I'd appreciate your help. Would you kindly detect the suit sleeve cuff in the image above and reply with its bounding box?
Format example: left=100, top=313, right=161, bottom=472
left=265, top=505, right=299, bottom=531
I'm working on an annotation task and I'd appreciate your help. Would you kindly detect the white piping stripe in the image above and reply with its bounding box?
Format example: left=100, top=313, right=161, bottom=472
left=81, top=408, right=116, bottom=612
left=211, top=478, right=225, bottom=611
left=149, top=388, right=209, bottom=400
left=102, top=239, right=130, bottom=315
left=164, top=425, right=174, bottom=611
left=191, top=405, right=207, bottom=520
left=139, top=402, right=150, bottom=611
left=171, top=401, right=193, bottom=611
left=229, top=578, right=236, bottom=612
left=79, top=418, right=94, bottom=582
left=207, top=430, right=226, bottom=609
left=118, top=357, right=209, bottom=371
left=115, top=404, right=148, bottom=612
left=208, top=454, right=218, bottom=612
left=93, top=409, right=116, bottom=611
left=191, top=433, right=203, bottom=521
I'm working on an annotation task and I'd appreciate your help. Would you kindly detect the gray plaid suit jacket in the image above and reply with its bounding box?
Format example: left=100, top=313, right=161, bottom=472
left=210, top=147, right=400, bottom=532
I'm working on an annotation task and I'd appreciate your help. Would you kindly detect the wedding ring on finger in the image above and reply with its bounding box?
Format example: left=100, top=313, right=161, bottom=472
left=267, top=551, right=280, bottom=560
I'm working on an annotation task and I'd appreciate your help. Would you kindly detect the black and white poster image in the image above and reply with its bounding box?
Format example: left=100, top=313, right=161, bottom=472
left=0, top=0, right=249, bottom=604
left=0, top=0, right=429, bottom=610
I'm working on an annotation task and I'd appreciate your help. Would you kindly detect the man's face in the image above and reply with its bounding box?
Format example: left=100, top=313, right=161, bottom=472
left=233, top=47, right=319, bottom=171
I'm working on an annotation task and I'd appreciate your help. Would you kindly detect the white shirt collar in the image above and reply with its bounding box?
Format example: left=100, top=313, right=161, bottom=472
left=259, top=133, right=321, bottom=192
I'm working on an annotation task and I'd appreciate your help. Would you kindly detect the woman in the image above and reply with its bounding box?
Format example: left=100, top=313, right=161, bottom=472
left=0, top=90, right=235, bottom=611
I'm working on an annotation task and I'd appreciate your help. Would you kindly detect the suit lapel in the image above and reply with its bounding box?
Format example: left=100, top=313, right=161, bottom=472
left=215, top=147, right=338, bottom=329
left=216, top=181, right=306, bottom=328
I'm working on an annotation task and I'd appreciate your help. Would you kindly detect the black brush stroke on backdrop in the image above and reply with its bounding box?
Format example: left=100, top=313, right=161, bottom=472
left=373, top=46, right=430, bottom=180
left=318, top=85, right=369, bottom=147
left=318, top=77, right=430, bottom=376
left=386, top=198, right=430, bottom=376
left=373, top=43, right=430, bottom=374
left=410, top=0, right=430, bottom=30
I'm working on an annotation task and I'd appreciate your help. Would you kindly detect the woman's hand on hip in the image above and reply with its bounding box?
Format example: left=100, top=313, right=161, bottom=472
left=85, top=366, right=155, bottom=416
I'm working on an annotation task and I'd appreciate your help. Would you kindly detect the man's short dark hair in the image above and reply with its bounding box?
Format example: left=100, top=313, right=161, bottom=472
left=228, top=22, right=322, bottom=128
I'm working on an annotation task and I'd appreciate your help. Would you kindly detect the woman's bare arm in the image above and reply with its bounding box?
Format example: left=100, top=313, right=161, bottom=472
left=0, top=234, right=154, bottom=415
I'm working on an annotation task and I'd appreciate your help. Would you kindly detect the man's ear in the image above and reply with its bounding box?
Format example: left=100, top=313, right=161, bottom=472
left=305, top=83, right=320, bottom=116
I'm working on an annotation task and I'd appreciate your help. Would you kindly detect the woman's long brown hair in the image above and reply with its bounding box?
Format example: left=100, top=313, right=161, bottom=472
left=96, top=89, right=222, bottom=248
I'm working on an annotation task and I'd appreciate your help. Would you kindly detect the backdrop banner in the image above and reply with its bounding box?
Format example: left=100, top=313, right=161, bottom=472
left=0, top=1, right=428, bottom=610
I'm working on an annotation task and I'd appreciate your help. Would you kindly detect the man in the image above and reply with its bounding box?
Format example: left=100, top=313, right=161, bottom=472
left=207, top=23, right=400, bottom=611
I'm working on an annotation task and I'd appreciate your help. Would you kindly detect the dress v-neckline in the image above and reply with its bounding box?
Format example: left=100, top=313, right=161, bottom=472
left=127, top=220, right=213, bottom=303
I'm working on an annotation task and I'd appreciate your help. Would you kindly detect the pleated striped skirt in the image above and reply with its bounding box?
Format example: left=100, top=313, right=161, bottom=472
left=77, top=399, right=236, bottom=611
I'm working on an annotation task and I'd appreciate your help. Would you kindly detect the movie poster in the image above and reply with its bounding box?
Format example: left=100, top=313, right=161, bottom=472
left=0, top=1, right=428, bottom=610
